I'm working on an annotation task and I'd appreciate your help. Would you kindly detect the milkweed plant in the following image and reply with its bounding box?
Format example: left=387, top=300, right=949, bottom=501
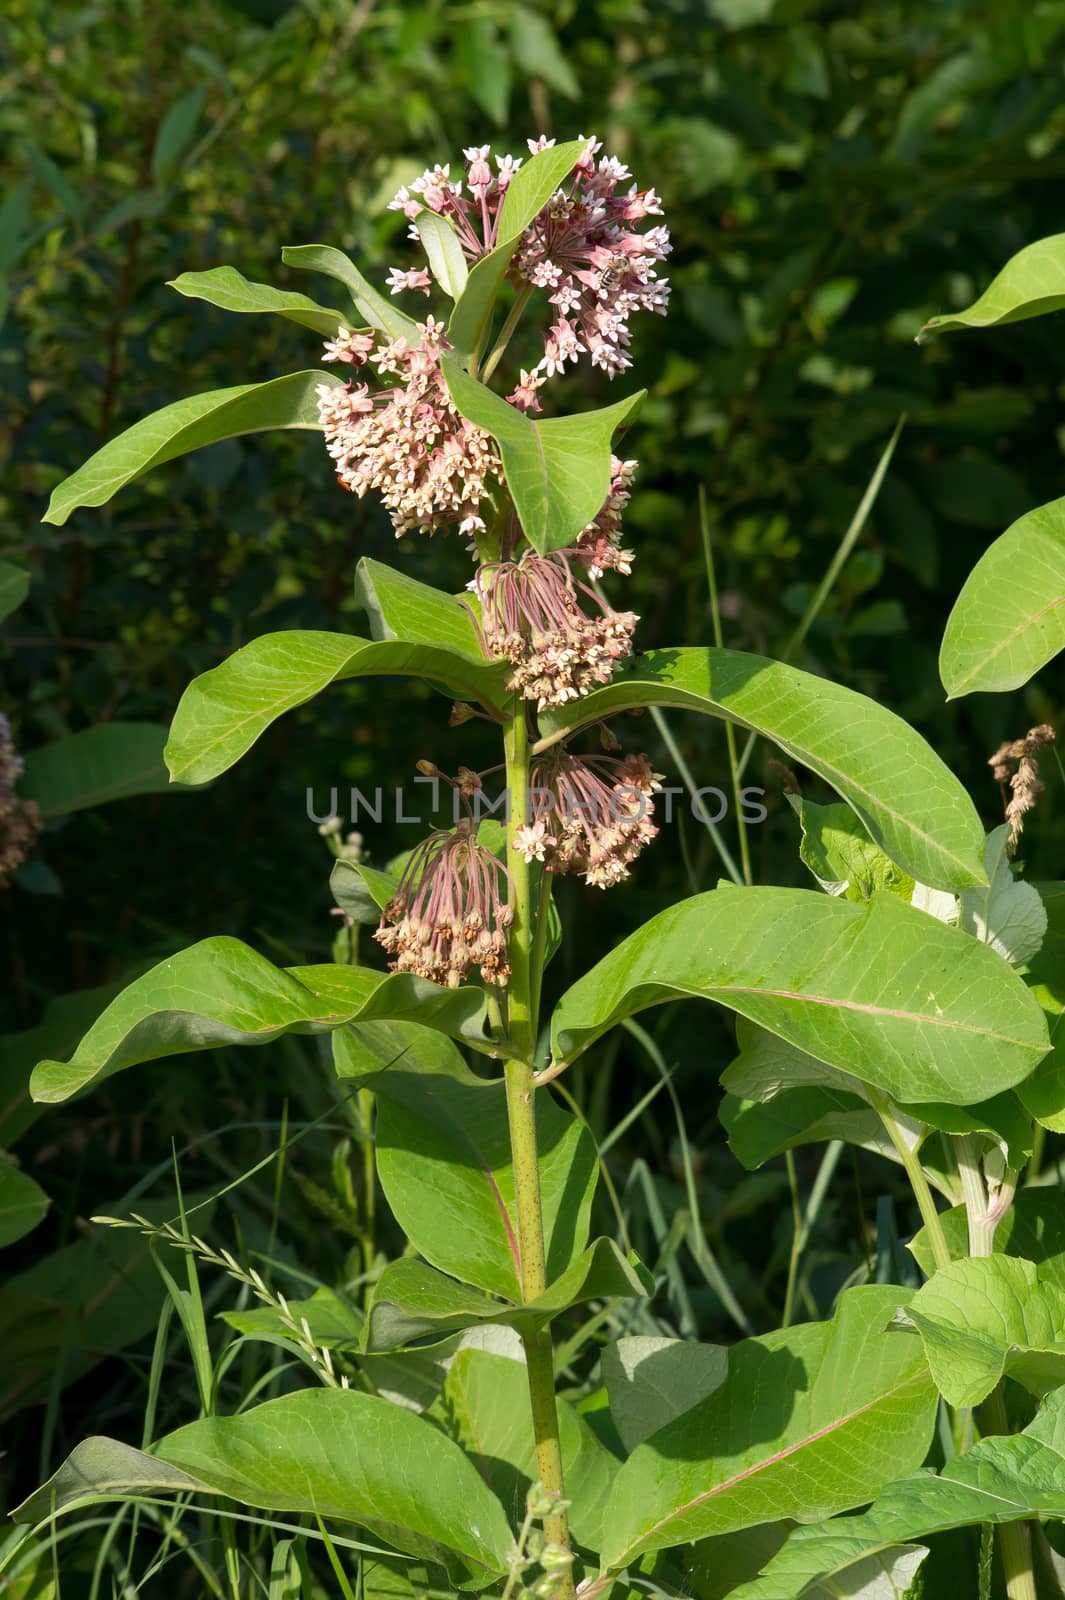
left=16, top=137, right=1065, bottom=1600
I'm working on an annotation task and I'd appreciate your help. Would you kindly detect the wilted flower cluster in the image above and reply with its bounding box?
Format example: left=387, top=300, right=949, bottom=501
left=989, top=724, right=1056, bottom=855
left=515, top=751, right=661, bottom=888
left=475, top=551, right=637, bottom=709
left=389, top=135, right=670, bottom=383
left=374, top=819, right=513, bottom=987
left=317, top=317, right=500, bottom=538
left=0, top=714, right=40, bottom=889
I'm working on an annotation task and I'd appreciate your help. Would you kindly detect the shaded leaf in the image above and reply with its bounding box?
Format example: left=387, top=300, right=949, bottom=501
left=151, top=85, right=206, bottom=183
left=282, top=244, right=420, bottom=341
left=0, top=561, right=30, bottom=624
left=602, top=1336, right=728, bottom=1453
left=920, top=234, right=1065, bottom=339
left=414, top=213, right=468, bottom=299
left=958, top=824, right=1046, bottom=966
left=168, top=266, right=350, bottom=335
left=0, top=1163, right=49, bottom=1248
left=42, top=372, right=340, bottom=526
left=20, top=724, right=171, bottom=818
left=910, top=1187, right=1065, bottom=1285
left=535, top=648, right=987, bottom=893
left=791, top=796, right=914, bottom=902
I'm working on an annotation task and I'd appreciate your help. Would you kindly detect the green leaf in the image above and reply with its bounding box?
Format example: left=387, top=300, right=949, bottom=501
left=602, top=1336, right=728, bottom=1453
left=456, top=17, right=511, bottom=125
left=448, top=140, right=585, bottom=359
left=20, top=724, right=171, bottom=818
left=14, top=1391, right=513, bottom=1588
left=430, top=1349, right=614, bottom=1550
left=535, top=648, right=987, bottom=894
left=282, top=244, right=421, bottom=341
left=442, top=354, right=643, bottom=554
left=600, top=1285, right=936, bottom=1569
left=354, top=556, right=486, bottom=660
left=24, top=142, right=83, bottom=226
left=414, top=213, right=468, bottom=299
left=0, top=1163, right=49, bottom=1247
left=550, top=887, right=1049, bottom=1102
left=0, top=561, right=30, bottom=623
left=728, top=1386, right=1065, bottom=1599
left=151, top=85, right=206, bottom=183
left=919, top=234, right=1065, bottom=339
left=168, top=266, right=350, bottom=335
left=910, top=1187, right=1065, bottom=1284
left=791, top=797, right=914, bottom=903
left=722, top=1085, right=903, bottom=1174
left=29, top=938, right=489, bottom=1105
left=42, top=372, right=340, bottom=527
left=940, top=495, right=1065, bottom=696
left=508, top=8, right=580, bottom=97
left=1016, top=883, right=1065, bottom=1129
left=365, top=1238, right=652, bottom=1351
left=165, top=629, right=507, bottom=786
left=332, top=1017, right=464, bottom=1080
left=958, top=824, right=1046, bottom=965
left=221, top=1285, right=362, bottom=1348
left=905, top=1254, right=1065, bottom=1408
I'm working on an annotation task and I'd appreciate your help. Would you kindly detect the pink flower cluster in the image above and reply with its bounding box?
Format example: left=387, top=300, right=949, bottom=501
left=374, top=819, right=513, bottom=988
left=574, top=455, right=637, bottom=578
left=515, top=751, right=662, bottom=888
left=389, top=136, right=670, bottom=382
left=316, top=318, right=499, bottom=538
left=474, top=550, right=637, bottom=709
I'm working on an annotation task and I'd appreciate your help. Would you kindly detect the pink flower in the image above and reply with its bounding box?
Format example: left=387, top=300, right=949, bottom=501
left=374, top=819, right=513, bottom=987
left=526, top=750, right=660, bottom=888
left=386, top=267, right=432, bottom=297
left=573, top=456, right=637, bottom=577
left=513, top=820, right=548, bottom=862
left=475, top=550, right=637, bottom=709
left=322, top=327, right=376, bottom=365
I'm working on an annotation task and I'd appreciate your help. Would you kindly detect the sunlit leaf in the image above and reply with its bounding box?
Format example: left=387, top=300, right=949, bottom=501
left=169, top=265, right=350, bottom=334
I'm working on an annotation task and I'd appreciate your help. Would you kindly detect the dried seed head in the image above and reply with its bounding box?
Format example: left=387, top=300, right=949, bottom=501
left=988, top=724, right=1055, bottom=855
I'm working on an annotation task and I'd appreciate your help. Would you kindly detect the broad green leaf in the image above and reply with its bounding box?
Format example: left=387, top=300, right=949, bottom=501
left=535, top=649, right=987, bottom=893
left=722, top=1086, right=908, bottom=1175
left=448, top=139, right=585, bottom=358
left=905, top=1254, right=1065, bottom=1408
left=550, top=887, right=1049, bottom=1103
left=29, top=938, right=489, bottom=1104
left=151, top=85, right=206, bottom=183
left=0, top=1163, right=49, bottom=1247
left=602, top=1337, right=728, bottom=1453
left=1017, top=882, right=1065, bottom=1129
left=791, top=796, right=914, bottom=903
left=365, top=1238, right=652, bottom=1351
left=686, top=1533, right=927, bottom=1600
left=729, top=1386, right=1065, bottom=1599
left=456, top=16, right=511, bottom=125
left=168, top=266, right=350, bottom=335
left=165, top=629, right=507, bottom=786
left=374, top=1055, right=596, bottom=1299
left=332, top=1017, right=464, bottom=1080
left=442, top=354, right=643, bottom=554
left=331, top=858, right=401, bottom=925
left=920, top=234, right=1065, bottom=339
left=221, top=1286, right=362, bottom=1348
left=42, top=372, right=340, bottom=526
left=282, top=244, right=421, bottom=341
left=431, top=1349, right=614, bottom=1549
left=0, top=561, right=29, bottom=623
left=414, top=213, right=468, bottom=299
left=958, top=824, right=1046, bottom=965
left=600, top=1285, right=936, bottom=1569
left=354, top=557, right=486, bottom=660
left=20, top=724, right=171, bottom=818
left=910, top=1187, right=1065, bottom=1285
left=940, top=496, right=1065, bottom=696
left=14, top=1391, right=513, bottom=1587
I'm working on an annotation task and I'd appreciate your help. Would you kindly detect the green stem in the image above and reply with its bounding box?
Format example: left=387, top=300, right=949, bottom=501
left=869, top=1092, right=951, bottom=1272
left=503, top=700, right=575, bottom=1593
left=481, top=284, right=534, bottom=383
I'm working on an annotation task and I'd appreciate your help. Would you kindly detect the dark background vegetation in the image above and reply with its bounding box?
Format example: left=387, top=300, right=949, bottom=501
left=3, top=0, right=1065, bottom=1560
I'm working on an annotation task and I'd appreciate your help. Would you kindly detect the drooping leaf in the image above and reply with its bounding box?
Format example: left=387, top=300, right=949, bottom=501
left=600, top=1286, right=936, bottom=1569
left=42, top=372, right=340, bottom=526
left=550, top=887, right=1049, bottom=1103
left=14, top=1391, right=513, bottom=1588
left=535, top=648, right=987, bottom=893
left=168, top=266, right=350, bottom=335
left=282, top=244, right=421, bottom=341
left=904, top=1254, right=1065, bottom=1408
left=442, top=354, right=643, bottom=554
left=29, top=938, right=489, bottom=1105
left=728, top=1386, right=1065, bottom=1599
left=940, top=496, right=1065, bottom=696
left=373, top=1055, right=597, bottom=1299
left=0, top=1163, right=49, bottom=1247
left=919, top=234, right=1065, bottom=339
left=430, top=1349, right=614, bottom=1549
left=365, top=1238, right=652, bottom=1351
left=0, top=561, right=30, bottom=623
left=164, top=629, right=508, bottom=786
left=332, top=1016, right=464, bottom=1081
left=958, top=824, right=1046, bottom=966
left=602, top=1337, right=728, bottom=1453
left=790, top=796, right=914, bottom=902
left=414, top=213, right=469, bottom=299
left=447, top=140, right=585, bottom=358
left=20, top=724, right=171, bottom=817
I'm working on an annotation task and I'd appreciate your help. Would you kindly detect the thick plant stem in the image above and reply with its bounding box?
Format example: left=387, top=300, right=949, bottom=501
left=955, top=1137, right=1036, bottom=1600
left=503, top=700, right=576, bottom=1592
left=869, top=1092, right=951, bottom=1272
